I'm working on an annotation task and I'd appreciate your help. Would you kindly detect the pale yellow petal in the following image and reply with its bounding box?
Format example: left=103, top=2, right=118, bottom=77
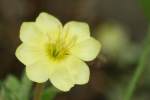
left=66, top=56, right=90, bottom=84
left=50, top=64, right=74, bottom=92
left=70, top=37, right=101, bottom=61
left=35, top=12, right=62, bottom=41
left=50, top=56, right=89, bottom=91
left=20, top=22, right=47, bottom=45
left=15, top=43, right=48, bottom=66
left=63, top=21, right=90, bottom=43
left=26, top=61, right=52, bottom=83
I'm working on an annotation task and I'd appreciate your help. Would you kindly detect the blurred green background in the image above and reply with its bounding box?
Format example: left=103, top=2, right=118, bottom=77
left=0, top=0, right=150, bottom=100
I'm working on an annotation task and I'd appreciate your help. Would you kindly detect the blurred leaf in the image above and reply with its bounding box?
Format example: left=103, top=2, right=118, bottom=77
left=139, top=0, right=150, bottom=21
left=0, top=73, right=32, bottom=100
left=141, top=50, right=150, bottom=86
left=5, top=76, right=20, bottom=92
left=41, top=86, right=59, bottom=100
left=18, top=73, right=32, bottom=100
left=1, top=75, right=20, bottom=100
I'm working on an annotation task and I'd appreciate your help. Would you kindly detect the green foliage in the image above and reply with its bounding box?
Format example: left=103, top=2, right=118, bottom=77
left=0, top=74, right=60, bottom=100
left=0, top=73, right=32, bottom=100
left=0, top=76, right=20, bottom=100
left=139, top=0, right=150, bottom=22
left=123, top=26, right=150, bottom=100
left=19, top=73, right=33, bottom=100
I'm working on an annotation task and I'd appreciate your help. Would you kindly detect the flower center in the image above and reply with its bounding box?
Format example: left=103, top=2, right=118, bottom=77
left=47, top=34, right=76, bottom=60
left=50, top=43, right=68, bottom=59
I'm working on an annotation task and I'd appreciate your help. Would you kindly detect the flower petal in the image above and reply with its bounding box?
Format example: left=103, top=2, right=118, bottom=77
left=66, top=56, right=90, bottom=84
left=50, top=65, right=74, bottom=92
left=63, top=21, right=90, bottom=43
left=35, top=12, right=62, bottom=41
left=50, top=56, right=89, bottom=91
left=15, top=43, right=48, bottom=66
left=26, top=61, right=52, bottom=83
left=20, top=22, right=47, bottom=45
left=70, top=37, right=101, bottom=61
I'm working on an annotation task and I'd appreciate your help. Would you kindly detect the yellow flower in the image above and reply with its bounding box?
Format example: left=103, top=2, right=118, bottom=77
left=15, top=12, right=101, bottom=91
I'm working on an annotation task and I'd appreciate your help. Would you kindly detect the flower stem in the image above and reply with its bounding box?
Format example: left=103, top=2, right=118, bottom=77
left=33, top=83, right=45, bottom=100
left=124, top=32, right=150, bottom=100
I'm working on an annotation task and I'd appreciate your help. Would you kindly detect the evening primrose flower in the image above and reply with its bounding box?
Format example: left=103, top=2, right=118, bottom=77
left=15, top=12, right=101, bottom=91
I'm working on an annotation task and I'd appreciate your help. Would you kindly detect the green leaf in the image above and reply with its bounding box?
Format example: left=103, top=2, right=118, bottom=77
left=0, top=73, right=33, bottom=100
left=139, top=0, right=150, bottom=22
left=18, top=73, right=32, bottom=100
left=4, top=76, right=20, bottom=92
left=1, top=75, right=21, bottom=100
